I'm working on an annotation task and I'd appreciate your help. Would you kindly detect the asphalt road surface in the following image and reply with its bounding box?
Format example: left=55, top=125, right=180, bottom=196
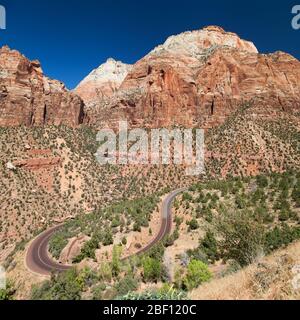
left=26, top=187, right=187, bottom=276
left=26, top=225, right=72, bottom=276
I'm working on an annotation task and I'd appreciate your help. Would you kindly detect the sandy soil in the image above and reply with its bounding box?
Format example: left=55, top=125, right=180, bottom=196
left=6, top=242, right=48, bottom=300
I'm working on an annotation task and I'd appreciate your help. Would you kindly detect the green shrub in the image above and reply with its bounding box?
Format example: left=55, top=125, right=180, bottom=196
left=114, top=275, right=138, bottom=296
left=187, top=219, right=199, bottom=231
left=254, top=206, right=274, bottom=224
left=73, top=236, right=99, bottom=263
left=98, top=263, right=112, bottom=282
left=256, top=175, right=268, bottom=188
left=165, top=228, right=179, bottom=247
left=187, top=248, right=208, bottom=264
left=31, top=268, right=83, bottom=300
left=264, top=224, right=300, bottom=253
left=147, top=243, right=165, bottom=260
left=200, top=231, right=219, bottom=263
left=111, top=246, right=122, bottom=277
left=111, top=218, right=120, bottom=228
left=48, top=233, right=68, bottom=260
left=133, top=222, right=141, bottom=232
left=0, top=282, right=15, bottom=300
left=215, top=209, right=265, bottom=267
left=182, top=192, right=193, bottom=202
left=278, top=210, right=290, bottom=222
left=184, top=260, right=212, bottom=290
left=142, top=257, right=162, bottom=282
left=92, top=283, right=106, bottom=300
left=102, top=231, right=113, bottom=246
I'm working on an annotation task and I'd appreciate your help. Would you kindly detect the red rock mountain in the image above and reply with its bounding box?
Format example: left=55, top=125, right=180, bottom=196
left=0, top=46, right=84, bottom=127
left=82, top=26, right=300, bottom=129
left=1, top=26, right=300, bottom=129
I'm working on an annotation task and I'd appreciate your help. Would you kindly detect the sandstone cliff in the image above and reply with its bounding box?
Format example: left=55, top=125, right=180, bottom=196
left=83, top=26, right=300, bottom=128
left=2, top=26, right=300, bottom=130
left=0, top=46, right=84, bottom=127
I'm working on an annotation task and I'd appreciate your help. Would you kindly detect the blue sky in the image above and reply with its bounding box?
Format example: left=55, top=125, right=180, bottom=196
left=0, top=0, right=299, bottom=89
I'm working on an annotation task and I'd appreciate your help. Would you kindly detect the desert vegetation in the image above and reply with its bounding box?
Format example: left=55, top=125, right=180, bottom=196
left=1, top=102, right=300, bottom=299
left=27, top=171, right=300, bottom=300
left=48, top=192, right=165, bottom=262
left=0, top=125, right=191, bottom=263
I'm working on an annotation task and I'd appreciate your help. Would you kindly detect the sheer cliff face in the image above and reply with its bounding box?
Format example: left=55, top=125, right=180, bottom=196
left=2, top=26, right=300, bottom=129
left=0, top=46, right=84, bottom=127
left=74, top=58, right=132, bottom=105
left=84, top=26, right=300, bottom=128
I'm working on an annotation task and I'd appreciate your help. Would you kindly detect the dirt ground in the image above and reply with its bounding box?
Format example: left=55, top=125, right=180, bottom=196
left=6, top=242, right=48, bottom=300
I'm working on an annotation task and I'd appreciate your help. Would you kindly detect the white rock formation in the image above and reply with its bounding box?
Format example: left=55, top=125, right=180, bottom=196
left=80, top=58, right=132, bottom=84
left=74, top=58, right=132, bottom=104
left=150, top=25, right=258, bottom=58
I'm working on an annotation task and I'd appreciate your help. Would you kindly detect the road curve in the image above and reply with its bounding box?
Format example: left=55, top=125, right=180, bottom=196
left=131, top=187, right=187, bottom=257
left=26, top=188, right=187, bottom=276
left=26, top=225, right=72, bottom=276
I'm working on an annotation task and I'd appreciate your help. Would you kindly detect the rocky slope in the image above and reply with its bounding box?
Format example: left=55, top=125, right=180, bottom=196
left=190, top=241, right=300, bottom=300
left=84, top=26, right=300, bottom=129
left=0, top=46, right=84, bottom=127
left=74, top=58, right=132, bottom=105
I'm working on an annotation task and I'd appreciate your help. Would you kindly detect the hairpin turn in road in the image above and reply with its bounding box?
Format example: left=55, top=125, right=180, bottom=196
left=26, top=188, right=187, bottom=276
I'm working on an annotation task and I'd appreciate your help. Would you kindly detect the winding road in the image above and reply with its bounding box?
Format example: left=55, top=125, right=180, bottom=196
left=25, top=188, right=187, bottom=276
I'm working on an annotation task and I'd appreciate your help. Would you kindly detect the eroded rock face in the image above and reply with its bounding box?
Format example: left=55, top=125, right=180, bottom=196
left=85, top=26, right=300, bottom=128
left=0, top=46, right=84, bottom=127
left=149, top=25, right=258, bottom=57
left=13, top=157, right=61, bottom=170
left=74, top=58, right=132, bottom=105
left=194, top=49, right=300, bottom=128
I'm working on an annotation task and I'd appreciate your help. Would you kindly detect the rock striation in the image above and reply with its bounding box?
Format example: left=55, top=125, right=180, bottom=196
left=2, top=25, right=300, bottom=130
left=0, top=46, right=84, bottom=127
left=83, top=26, right=300, bottom=128
left=13, top=157, right=61, bottom=171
